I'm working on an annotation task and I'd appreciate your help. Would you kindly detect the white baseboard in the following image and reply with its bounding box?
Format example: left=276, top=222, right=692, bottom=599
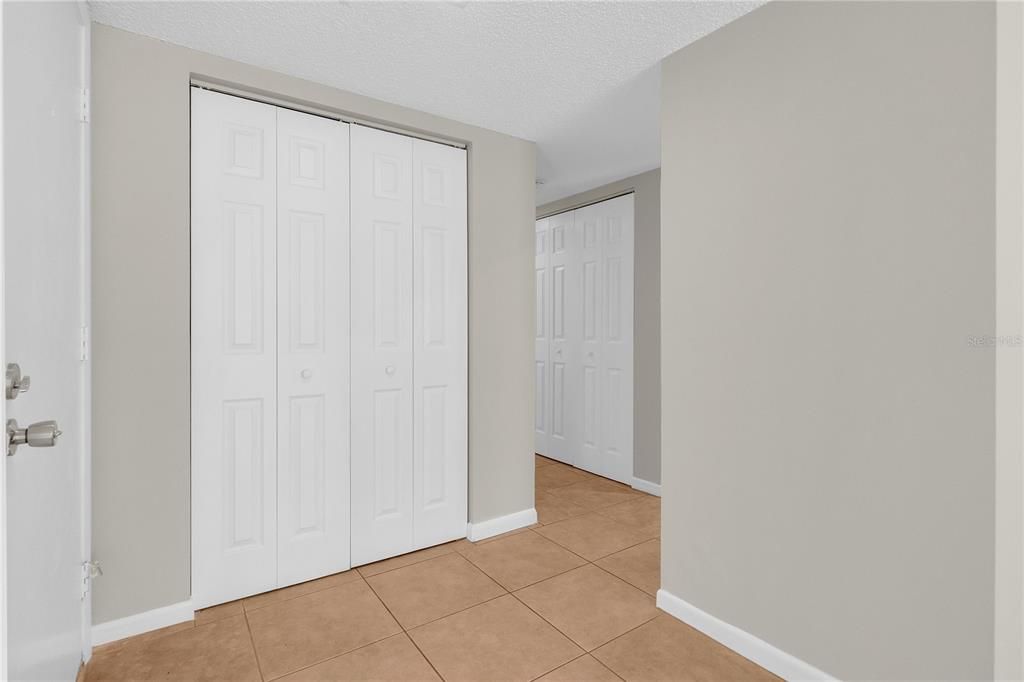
left=631, top=477, right=661, bottom=496
left=656, top=589, right=834, bottom=681
left=92, top=599, right=194, bottom=647
left=467, top=508, right=537, bottom=542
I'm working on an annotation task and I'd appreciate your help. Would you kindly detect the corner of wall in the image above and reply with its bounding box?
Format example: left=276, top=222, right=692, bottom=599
left=995, top=1, right=1024, bottom=678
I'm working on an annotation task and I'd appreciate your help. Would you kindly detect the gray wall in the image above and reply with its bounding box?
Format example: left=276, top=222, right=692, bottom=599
left=537, top=169, right=661, bottom=484
left=660, top=2, right=996, bottom=679
left=91, top=23, right=535, bottom=624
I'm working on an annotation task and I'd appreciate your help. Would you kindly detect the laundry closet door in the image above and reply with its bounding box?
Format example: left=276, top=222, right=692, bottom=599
left=412, top=140, right=467, bottom=548
left=547, top=210, right=579, bottom=465
left=575, top=202, right=603, bottom=474
left=350, top=125, right=415, bottom=565
left=191, top=89, right=279, bottom=607
left=534, top=218, right=551, bottom=457
left=572, top=195, right=634, bottom=484
left=276, top=110, right=351, bottom=585
left=597, top=194, right=634, bottom=484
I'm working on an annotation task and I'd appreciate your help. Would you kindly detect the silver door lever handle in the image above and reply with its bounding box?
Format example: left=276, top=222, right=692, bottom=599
left=5, top=363, right=30, bottom=400
left=7, top=419, right=62, bottom=456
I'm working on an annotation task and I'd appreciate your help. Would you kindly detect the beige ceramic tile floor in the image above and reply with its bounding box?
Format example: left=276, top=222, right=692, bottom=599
left=85, top=456, right=777, bottom=681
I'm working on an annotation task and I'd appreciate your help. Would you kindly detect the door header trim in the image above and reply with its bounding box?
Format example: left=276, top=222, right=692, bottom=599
left=189, top=78, right=468, bottom=150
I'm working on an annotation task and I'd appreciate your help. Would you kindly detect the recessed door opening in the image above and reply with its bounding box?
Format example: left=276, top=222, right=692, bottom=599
left=534, top=194, right=635, bottom=486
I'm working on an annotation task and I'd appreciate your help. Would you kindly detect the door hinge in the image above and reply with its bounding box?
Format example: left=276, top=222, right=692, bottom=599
left=79, top=88, right=90, bottom=123
left=80, top=325, right=89, bottom=362
left=81, top=560, right=102, bottom=599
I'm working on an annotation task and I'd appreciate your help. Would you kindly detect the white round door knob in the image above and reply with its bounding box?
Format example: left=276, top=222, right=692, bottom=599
left=300, top=369, right=313, bottom=379
left=385, top=365, right=396, bottom=376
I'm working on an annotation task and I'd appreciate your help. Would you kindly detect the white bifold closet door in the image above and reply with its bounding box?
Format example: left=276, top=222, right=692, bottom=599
left=534, top=194, right=633, bottom=484
left=191, top=89, right=351, bottom=608
left=534, top=217, right=551, bottom=456
left=276, top=108, right=351, bottom=587
left=350, top=125, right=467, bottom=566
left=573, top=195, right=633, bottom=483
left=546, top=210, right=578, bottom=465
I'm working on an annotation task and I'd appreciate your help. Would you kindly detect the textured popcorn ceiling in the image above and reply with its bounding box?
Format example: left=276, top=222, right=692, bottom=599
left=89, top=1, right=760, bottom=204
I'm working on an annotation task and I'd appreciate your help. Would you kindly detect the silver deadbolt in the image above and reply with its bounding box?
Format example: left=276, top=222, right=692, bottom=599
left=7, top=419, right=62, bottom=456
left=5, top=363, right=30, bottom=400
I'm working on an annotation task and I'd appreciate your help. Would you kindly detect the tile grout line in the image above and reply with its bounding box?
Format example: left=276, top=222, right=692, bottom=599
left=527, top=652, right=590, bottom=682
left=502, top=503, right=661, bottom=661
left=591, top=653, right=628, bottom=682
left=539, top=490, right=648, bottom=515
left=403, top=631, right=448, bottom=681
left=532, top=492, right=663, bottom=596
left=587, top=611, right=664, bottom=662
left=505, top=590, right=593, bottom=661
left=591, top=534, right=661, bottom=564
left=241, top=572, right=368, bottom=615
left=360, top=573, right=410, bottom=633
left=534, top=522, right=657, bottom=565
left=407, top=590, right=510, bottom=632
left=241, top=602, right=268, bottom=682
left=461, top=550, right=586, bottom=593
left=587, top=555, right=661, bottom=599
left=361, top=563, right=461, bottom=680
left=361, top=568, right=511, bottom=682
left=262, top=631, right=403, bottom=681
left=239, top=544, right=460, bottom=618
left=253, top=573, right=400, bottom=681
left=527, top=651, right=627, bottom=682
left=356, top=545, right=462, bottom=580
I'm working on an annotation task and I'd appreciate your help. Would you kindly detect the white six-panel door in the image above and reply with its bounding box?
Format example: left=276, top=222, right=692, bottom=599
left=412, top=139, right=468, bottom=550
left=534, top=218, right=551, bottom=456
left=275, top=109, right=351, bottom=586
left=350, top=126, right=468, bottom=565
left=534, top=194, right=633, bottom=485
left=191, top=89, right=280, bottom=607
left=546, top=210, right=578, bottom=465
left=350, top=125, right=416, bottom=566
left=579, top=194, right=634, bottom=483
left=576, top=201, right=603, bottom=474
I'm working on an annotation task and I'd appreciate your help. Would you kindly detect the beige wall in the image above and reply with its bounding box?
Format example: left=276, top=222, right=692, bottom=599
left=91, top=23, right=536, bottom=624
left=537, top=169, right=661, bottom=484
left=661, top=2, right=996, bottom=678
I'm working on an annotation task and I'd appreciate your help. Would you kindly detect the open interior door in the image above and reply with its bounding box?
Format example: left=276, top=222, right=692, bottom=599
left=2, top=2, right=90, bottom=678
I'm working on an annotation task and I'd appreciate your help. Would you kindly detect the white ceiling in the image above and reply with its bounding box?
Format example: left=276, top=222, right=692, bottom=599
left=89, top=1, right=759, bottom=205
